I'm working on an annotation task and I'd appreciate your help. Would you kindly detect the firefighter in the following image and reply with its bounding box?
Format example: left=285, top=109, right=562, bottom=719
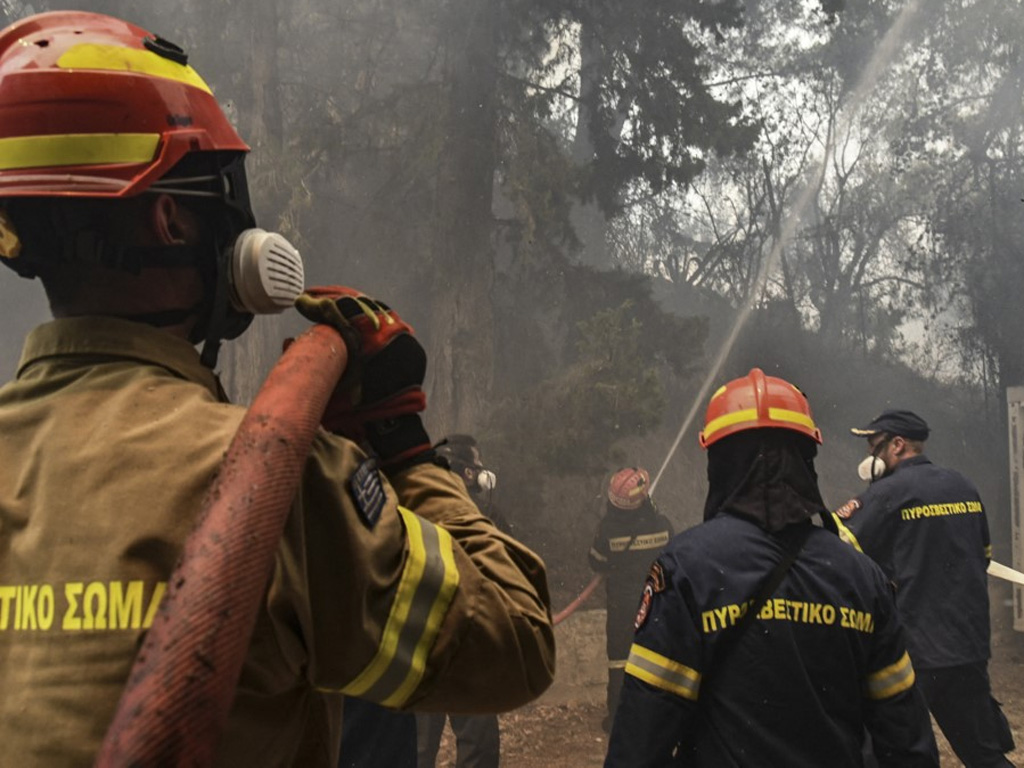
left=605, top=369, right=938, bottom=767
left=0, top=12, right=554, bottom=766
left=836, top=410, right=1015, bottom=767
left=588, top=466, right=674, bottom=731
left=417, top=435, right=505, bottom=768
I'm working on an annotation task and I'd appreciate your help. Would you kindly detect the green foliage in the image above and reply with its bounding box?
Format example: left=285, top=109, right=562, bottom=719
left=487, top=260, right=707, bottom=482
left=489, top=299, right=664, bottom=478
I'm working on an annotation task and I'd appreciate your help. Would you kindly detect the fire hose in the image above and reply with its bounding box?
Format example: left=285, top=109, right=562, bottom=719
left=553, top=574, right=602, bottom=625
left=96, top=323, right=347, bottom=767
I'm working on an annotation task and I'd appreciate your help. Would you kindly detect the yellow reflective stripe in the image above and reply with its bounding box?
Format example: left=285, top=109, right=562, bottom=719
left=833, top=514, right=864, bottom=553
left=340, top=507, right=459, bottom=706
left=0, top=133, right=160, bottom=171
left=702, top=407, right=758, bottom=442
left=608, top=531, right=671, bottom=553
left=624, top=643, right=701, bottom=701
left=866, top=651, right=915, bottom=699
left=589, top=547, right=608, bottom=563
left=985, top=544, right=993, bottom=559
left=767, top=407, right=816, bottom=431
left=57, top=43, right=212, bottom=94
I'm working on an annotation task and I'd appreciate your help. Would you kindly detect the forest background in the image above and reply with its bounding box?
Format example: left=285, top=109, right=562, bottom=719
left=1, top=0, right=1023, bottom=614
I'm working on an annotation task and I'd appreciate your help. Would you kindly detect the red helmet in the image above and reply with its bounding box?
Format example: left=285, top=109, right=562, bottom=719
left=698, top=368, right=822, bottom=449
left=607, top=467, right=650, bottom=510
left=0, top=11, right=247, bottom=199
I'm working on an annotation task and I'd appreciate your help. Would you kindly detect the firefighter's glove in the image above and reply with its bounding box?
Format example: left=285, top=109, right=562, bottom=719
left=295, top=286, right=431, bottom=465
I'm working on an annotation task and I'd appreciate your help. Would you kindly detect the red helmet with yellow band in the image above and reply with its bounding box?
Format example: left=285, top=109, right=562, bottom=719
left=607, top=467, right=650, bottom=510
left=698, top=368, right=821, bottom=449
left=0, top=11, right=248, bottom=199
left=0, top=11, right=306, bottom=370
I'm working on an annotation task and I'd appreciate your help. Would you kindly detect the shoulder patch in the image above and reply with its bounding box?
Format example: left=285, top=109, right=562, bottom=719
left=835, top=498, right=862, bottom=520
left=635, top=583, right=654, bottom=631
left=350, top=458, right=386, bottom=529
left=634, top=561, right=666, bottom=631
left=648, top=561, right=666, bottom=593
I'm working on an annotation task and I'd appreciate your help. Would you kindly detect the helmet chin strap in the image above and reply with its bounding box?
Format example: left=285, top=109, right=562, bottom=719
left=198, top=241, right=252, bottom=369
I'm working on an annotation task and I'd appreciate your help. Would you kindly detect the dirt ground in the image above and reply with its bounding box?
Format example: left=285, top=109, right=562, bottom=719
left=435, top=632, right=1024, bottom=767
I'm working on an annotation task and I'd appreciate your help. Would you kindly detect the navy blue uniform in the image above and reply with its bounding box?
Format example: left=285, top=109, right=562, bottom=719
left=838, top=455, right=990, bottom=667
left=837, top=455, right=1014, bottom=766
left=605, top=514, right=937, bottom=767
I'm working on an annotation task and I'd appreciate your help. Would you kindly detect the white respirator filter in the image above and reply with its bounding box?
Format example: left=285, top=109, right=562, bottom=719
left=477, top=469, right=497, bottom=492
left=857, top=455, right=885, bottom=482
left=229, top=228, right=305, bottom=314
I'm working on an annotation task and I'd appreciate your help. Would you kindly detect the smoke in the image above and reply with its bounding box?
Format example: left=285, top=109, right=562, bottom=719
left=0, top=276, right=48, bottom=378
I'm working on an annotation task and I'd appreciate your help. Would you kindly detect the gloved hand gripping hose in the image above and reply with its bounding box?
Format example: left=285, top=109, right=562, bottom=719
left=96, top=323, right=347, bottom=767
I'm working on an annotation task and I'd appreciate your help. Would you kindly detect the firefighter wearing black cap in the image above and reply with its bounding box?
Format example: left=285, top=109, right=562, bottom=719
left=605, top=369, right=938, bottom=767
left=837, top=410, right=1015, bottom=767
left=588, top=467, right=675, bottom=730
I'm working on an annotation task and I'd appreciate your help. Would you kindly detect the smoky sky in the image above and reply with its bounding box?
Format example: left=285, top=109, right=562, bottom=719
left=0, top=276, right=48, bottom=378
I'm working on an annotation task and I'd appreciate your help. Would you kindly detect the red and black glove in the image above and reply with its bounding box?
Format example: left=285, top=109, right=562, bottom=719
left=295, top=286, right=431, bottom=466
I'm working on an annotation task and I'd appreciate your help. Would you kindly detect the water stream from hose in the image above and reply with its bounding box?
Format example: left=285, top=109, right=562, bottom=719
left=650, top=0, right=924, bottom=495
left=557, top=1, right=927, bottom=624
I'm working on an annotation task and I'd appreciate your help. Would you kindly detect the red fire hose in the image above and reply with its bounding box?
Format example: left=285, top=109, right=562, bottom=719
left=553, top=574, right=603, bottom=625
left=96, top=323, right=347, bottom=767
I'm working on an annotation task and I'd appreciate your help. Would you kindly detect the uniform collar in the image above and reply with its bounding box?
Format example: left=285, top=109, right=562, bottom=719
left=891, top=454, right=931, bottom=474
left=17, top=316, right=222, bottom=397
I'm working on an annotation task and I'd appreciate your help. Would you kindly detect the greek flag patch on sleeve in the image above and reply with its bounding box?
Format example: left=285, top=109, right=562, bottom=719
left=350, top=458, right=386, bottom=529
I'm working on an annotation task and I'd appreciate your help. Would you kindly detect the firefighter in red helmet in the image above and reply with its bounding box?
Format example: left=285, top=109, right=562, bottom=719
left=605, top=368, right=938, bottom=767
left=589, top=466, right=674, bottom=731
left=0, top=12, right=554, bottom=766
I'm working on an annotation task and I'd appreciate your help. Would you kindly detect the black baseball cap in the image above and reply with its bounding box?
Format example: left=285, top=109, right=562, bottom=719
left=850, top=410, right=930, bottom=441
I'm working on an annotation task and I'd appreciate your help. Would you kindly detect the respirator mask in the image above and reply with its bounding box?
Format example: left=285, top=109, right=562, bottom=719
left=857, top=436, right=891, bottom=482
left=464, top=466, right=497, bottom=494
left=194, top=227, right=304, bottom=367
left=228, top=227, right=305, bottom=315
left=475, top=468, right=497, bottom=493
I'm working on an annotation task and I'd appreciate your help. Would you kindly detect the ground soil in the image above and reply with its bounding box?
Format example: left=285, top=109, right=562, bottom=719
left=435, top=634, right=1024, bottom=767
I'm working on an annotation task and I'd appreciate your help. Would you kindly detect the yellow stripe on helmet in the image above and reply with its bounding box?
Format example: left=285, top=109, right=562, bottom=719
left=339, top=506, right=459, bottom=706
left=768, top=407, right=817, bottom=432
left=58, top=43, right=212, bottom=94
left=701, top=407, right=758, bottom=443
left=0, top=133, right=160, bottom=171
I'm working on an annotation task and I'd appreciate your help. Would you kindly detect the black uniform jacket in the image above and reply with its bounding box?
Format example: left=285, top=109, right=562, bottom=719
left=589, top=505, right=674, bottom=607
left=839, top=455, right=991, bottom=669
left=589, top=504, right=674, bottom=659
left=605, top=514, right=938, bottom=768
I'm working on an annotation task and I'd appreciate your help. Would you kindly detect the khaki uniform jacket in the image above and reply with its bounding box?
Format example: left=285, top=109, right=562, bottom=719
left=0, top=317, right=555, bottom=767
